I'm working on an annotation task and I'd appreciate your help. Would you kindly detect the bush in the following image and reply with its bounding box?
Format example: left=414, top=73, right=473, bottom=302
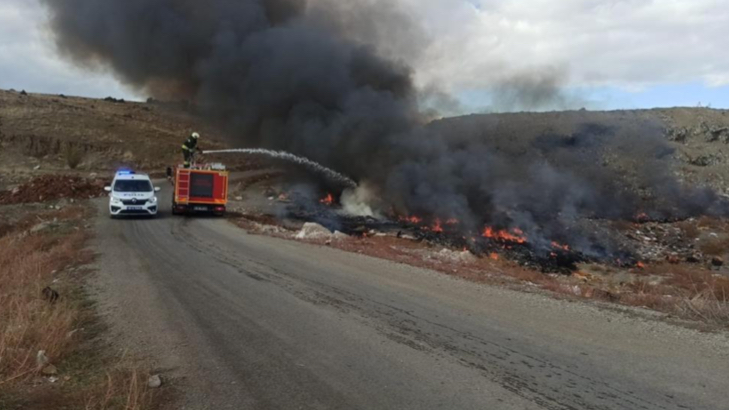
left=63, top=144, right=84, bottom=169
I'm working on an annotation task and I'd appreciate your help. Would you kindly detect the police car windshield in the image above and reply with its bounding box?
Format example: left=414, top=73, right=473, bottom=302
left=114, top=180, right=153, bottom=192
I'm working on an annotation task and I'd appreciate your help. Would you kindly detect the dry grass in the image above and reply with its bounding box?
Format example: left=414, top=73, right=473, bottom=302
left=0, top=206, right=162, bottom=409
left=83, top=367, right=156, bottom=410
left=600, top=263, right=729, bottom=325
left=698, top=236, right=729, bottom=256
left=676, top=220, right=701, bottom=239
left=0, top=230, right=88, bottom=382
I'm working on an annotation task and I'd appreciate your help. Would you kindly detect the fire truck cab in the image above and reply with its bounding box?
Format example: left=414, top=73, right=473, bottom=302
left=172, top=163, right=229, bottom=216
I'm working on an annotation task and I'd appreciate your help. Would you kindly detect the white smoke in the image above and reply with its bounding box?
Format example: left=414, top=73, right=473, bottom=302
left=340, top=183, right=380, bottom=217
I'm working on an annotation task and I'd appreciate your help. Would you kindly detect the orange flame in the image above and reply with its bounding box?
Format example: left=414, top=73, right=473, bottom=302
left=636, top=261, right=646, bottom=269
left=445, top=218, right=459, bottom=225
left=320, top=193, right=334, bottom=205
left=431, top=218, right=444, bottom=233
left=482, top=226, right=528, bottom=244
left=489, top=253, right=500, bottom=261
left=400, top=215, right=423, bottom=224
left=551, top=241, right=570, bottom=251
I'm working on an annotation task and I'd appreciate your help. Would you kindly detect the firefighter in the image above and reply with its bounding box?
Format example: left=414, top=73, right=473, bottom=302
left=181, top=132, right=200, bottom=168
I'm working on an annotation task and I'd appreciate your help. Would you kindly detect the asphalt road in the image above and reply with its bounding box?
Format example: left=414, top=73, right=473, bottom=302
left=91, top=185, right=729, bottom=410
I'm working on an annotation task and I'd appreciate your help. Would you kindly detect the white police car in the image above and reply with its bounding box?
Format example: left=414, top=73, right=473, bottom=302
left=104, top=170, right=161, bottom=217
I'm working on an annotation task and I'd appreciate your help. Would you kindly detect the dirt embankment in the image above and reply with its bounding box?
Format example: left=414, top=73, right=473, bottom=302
left=0, top=174, right=106, bottom=205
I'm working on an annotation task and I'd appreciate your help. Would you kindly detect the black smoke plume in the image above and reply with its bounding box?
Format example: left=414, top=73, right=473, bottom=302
left=42, top=0, right=726, bottom=256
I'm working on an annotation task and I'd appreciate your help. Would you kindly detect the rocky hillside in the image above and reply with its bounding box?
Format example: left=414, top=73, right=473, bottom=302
left=431, top=108, right=729, bottom=195
left=0, top=89, right=229, bottom=189
left=3, top=88, right=729, bottom=195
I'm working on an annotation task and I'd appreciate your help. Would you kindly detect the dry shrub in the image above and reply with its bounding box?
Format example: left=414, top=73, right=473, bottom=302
left=698, top=236, right=729, bottom=256
left=23, top=135, right=54, bottom=158
left=665, top=265, right=729, bottom=301
left=696, top=216, right=726, bottom=230
left=679, top=289, right=729, bottom=324
left=676, top=220, right=700, bottom=239
left=0, top=222, right=13, bottom=238
left=622, top=263, right=729, bottom=324
left=84, top=367, right=156, bottom=410
left=611, top=219, right=635, bottom=232
left=0, top=230, right=88, bottom=383
left=63, top=144, right=84, bottom=169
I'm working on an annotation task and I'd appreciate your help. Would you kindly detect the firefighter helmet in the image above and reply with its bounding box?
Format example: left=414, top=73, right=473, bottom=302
left=191, top=132, right=200, bottom=139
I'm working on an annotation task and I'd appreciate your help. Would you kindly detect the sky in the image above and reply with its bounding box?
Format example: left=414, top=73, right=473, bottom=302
left=1, top=0, right=728, bottom=112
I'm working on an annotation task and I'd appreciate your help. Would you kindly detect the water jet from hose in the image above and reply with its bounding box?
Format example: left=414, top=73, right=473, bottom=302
left=203, top=149, right=358, bottom=189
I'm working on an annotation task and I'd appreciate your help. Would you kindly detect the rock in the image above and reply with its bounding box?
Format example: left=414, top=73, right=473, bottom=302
left=295, top=223, right=332, bottom=240
left=711, top=256, right=724, bottom=267
left=33, top=165, right=41, bottom=170
left=689, top=154, right=721, bottom=167
left=11, top=187, right=20, bottom=195
left=104, top=96, right=125, bottom=103
left=434, top=249, right=476, bottom=264
left=235, top=196, right=243, bottom=201
left=48, top=376, right=59, bottom=383
left=148, top=374, right=162, bottom=388
left=687, top=254, right=702, bottom=263
left=89, top=172, right=98, bottom=178
left=42, top=365, right=58, bottom=375
left=30, top=222, right=53, bottom=233
left=332, top=231, right=349, bottom=240
left=36, top=350, right=49, bottom=367
left=42, top=287, right=60, bottom=303
left=666, top=255, right=681, bottom=264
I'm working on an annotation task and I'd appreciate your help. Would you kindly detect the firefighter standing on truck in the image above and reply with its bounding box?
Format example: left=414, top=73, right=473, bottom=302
left=181, top=132, right=200, bottom=168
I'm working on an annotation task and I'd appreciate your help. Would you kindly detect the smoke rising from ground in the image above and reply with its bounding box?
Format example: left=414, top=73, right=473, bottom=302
left=488, top=67, right=590, bottom=112
left=42, top=0, right=726, bottom=255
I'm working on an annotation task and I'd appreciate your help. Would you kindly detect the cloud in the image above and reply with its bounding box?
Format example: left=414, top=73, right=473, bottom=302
left=0, top=0, right=135, bottom=98
left=1, top=0, right=728, bottom=106
left=408, top=0, right=729, bottom=94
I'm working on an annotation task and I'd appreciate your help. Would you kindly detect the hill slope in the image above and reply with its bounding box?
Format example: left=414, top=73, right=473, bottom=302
left=3, top=88, right=729, bottom=195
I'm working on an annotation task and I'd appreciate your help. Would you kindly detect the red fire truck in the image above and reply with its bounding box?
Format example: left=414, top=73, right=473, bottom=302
left=171, top=164, right=229, bottom=216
